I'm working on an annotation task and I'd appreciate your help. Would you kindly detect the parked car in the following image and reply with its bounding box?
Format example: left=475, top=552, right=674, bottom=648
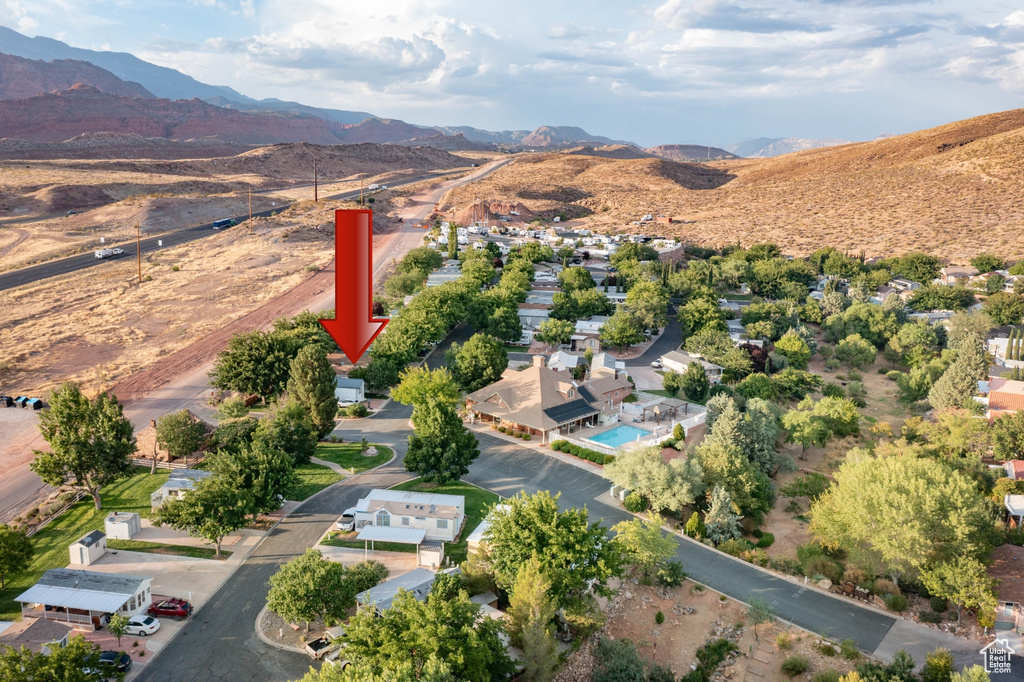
left=305, top=625, right=346, bottom=660
left=148, top=598, right=192, bottom=620
left=335, top=508, right=356, bottom=532
left=98, top=650, right=132, bottom=673
left=125, top=614, right=160, bottom=636
left=650, top=361, right=662, bottom=369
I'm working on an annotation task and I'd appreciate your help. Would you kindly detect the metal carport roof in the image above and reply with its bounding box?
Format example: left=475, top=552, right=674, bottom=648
left=355, top=526, right=427, bottom=545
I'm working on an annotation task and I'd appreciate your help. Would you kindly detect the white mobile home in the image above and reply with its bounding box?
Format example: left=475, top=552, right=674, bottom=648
left=353, top=489, right=466, bottom=543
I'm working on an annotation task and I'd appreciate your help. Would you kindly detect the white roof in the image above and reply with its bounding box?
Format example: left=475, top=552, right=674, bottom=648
left=355, top=489, right=464, bottom=513
left=17, top=585, right=131, bottom=613
left=1006, top=495, right=1024, bottom=516
left=356, top=526, right=427, bottom=544
left=466, top=505, right=510, bottom=545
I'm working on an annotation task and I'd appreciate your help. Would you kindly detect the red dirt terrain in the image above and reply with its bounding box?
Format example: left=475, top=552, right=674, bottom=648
left=0, top=53, right=154, bottom=100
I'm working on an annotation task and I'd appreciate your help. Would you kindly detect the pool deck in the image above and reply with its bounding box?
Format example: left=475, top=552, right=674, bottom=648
left=578, top=421, right=667, bottom=452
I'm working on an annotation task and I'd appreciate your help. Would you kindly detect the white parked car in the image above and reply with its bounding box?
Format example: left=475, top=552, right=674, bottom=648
left=650, top=361, right=662, bottom=369
left=335, top=508, right=357, bottom=532
left=125, top=614, right=160, bottom=636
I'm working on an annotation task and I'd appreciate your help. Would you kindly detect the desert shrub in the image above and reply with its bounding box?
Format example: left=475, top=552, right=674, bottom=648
left=825, top=358, right=840, bottom=371
left=655, top=610, right=665, bottom=625
left=803, top=556, right=842, bottom=583
left=918, top=611, right=943, bottom=624
left=883, top=594, right=908, bottom=612
left=756, top=532, right=775, bottom=549
left=603, top=455, right=616, bottom=465
left=661, top=438, right=677, bottom=449
left=782, top=656, right=811, bottom=677
left=498, top=426, right=507, bottom=434
left=742, top=549, right=770, bottom=567
left=930, top=596, right=947, bottom=613
left=872, top=578, right=899, bottom=596
left=780, top=473, right=830, bottom=500
left=839, top=640, right=860, bottom=660
left=813, top=671, right=841, bottom=682
left=697, top=638, right=738, bottom=672
left=623, top=492, right=647, bottom=513
left=776, top=633, right=795, bottom=650
left=551, top=439, right=567, bottom=451
left=770, top=557, right=803, bottom=575
left=817, top=642, right=838, bottom=657
left=822, top=383, right=846, bottom=399
left=523, top=434, right=531, bottom=441
left=657, top=561, right=688, bottom=587
left=717, top=539, right=751, bottom=557
left=842, top=566, right=868, bottom=586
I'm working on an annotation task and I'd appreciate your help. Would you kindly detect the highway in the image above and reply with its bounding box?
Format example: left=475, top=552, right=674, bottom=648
left=0, top=169, right=453, bottom=292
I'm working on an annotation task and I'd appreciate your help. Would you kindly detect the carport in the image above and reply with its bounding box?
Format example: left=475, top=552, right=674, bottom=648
left=355, top=526, right=428, bottom=564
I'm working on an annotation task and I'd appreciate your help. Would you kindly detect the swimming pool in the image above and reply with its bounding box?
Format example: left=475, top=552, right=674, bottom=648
left=587, top=424, right=650, bottom=449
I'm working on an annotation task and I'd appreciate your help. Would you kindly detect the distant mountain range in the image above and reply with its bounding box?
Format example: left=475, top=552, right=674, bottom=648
left=725, top=137, right=852, bottom=158
left=0, top=25, right=858, bottom=156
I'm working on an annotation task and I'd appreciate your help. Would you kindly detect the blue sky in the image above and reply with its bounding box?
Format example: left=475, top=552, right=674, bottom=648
left=2, top=0, right=1023, bottom=146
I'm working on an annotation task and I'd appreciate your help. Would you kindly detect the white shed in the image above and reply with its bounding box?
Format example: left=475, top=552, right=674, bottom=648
left=335, top=377, right=366, bottom=405
left=69, top=531, right=106, bottom=566
left=104, top=512, right=141, bottom=541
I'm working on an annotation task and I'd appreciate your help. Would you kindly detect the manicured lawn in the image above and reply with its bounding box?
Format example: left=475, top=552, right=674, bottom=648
left=0, top=467, right=169, bottom=621
left=391, top=479, right=500, bottom=564
left=643, top=389, right=675, bottom=398
left=290, top=463, right=344, bottom=501
left=315, top=442, right=392, bottom=473
left=106, top=539, right=230, bottom=560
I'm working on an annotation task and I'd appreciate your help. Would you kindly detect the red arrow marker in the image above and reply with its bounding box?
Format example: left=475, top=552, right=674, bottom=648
left=319, top=209, right=388, bottom=364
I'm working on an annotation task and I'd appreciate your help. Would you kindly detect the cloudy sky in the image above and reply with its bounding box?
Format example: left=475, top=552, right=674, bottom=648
left=2, top=0, right=1023, bottom=146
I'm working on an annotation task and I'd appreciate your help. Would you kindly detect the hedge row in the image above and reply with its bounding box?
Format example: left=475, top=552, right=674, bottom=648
left=550, top=439, right=615, bottom=465
left=494, top=425, right=532, bottom=440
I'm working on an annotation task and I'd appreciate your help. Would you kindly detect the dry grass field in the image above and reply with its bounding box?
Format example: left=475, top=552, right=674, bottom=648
left=441, top=109, right=1024, bottom=261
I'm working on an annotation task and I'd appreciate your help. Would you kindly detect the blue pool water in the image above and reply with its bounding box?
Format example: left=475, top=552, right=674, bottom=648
left=587, top=424, right=650, bottom=449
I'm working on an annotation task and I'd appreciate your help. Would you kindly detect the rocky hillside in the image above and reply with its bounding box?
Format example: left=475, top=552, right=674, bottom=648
left=646, top=144, right=738, bottom=162
left=0, top=133, right=255, bottom=160
left=521, top=126, right=631, bottom=148
left=725, top=137, right=851, bottom=158
left=0, top=85, right=352, bottom=144
left=334, top=117, right=439, bottom=144
left=0, top=53, right=154, bottom=100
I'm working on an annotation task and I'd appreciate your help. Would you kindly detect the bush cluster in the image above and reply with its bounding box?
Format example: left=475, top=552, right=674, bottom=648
left=550, top=439, right=615, bottom=465
left=781, top=656, right=810, bottom=677
left=883, top=594, right=908, bottom=612
left=756, top=532, right=775, bottom=549
left=496, top=426, right=533, bottom=441
left=623, top=491, right=647, bottom=513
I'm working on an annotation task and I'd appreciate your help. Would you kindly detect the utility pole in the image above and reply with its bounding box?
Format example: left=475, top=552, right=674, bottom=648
left=359, top=173, right=364, bottom=205
left=314, top=157, right=318, bottom=202
left=136, top=223, right=141, bottom=284
left=248, top=189, right=253, bottom=234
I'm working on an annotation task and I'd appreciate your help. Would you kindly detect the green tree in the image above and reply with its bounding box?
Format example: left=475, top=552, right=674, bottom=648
left=835, top=333, right=877, bottom=368
left=557, top=266, right=595, bottom=292
left=486, top=306, right=523, bottom=343
left=604, top=445, right=704, bottom=514
left=535, top=318, right=575, bottom=346
left=391, top=366, right=460, bottom=408
left=211, top=438, right=298, bottom=518
left=342, top=572, right=514, bottom=682
left=287, top=344, right=339, bottom=438
left=679, top=298, right=727, bottom=337
left=774, top=329, right=811, bottom=369
left=267, top=548, right=352, bottom=632
left=947, top=312, right=994, bottom=350
left=886, top=321, right=941, bottom=368
left=894, top=252, right=943, bottom=283
left=684, top=511, right=705, bottom=539
left=747, top=597, right=776, bottom=640
left=612, top=514, right=679, bottom=577
left=928, top=334, right=987, bottom=410
left=971, top=254, right=1004, bottom=274
left=661, top=370, right=684, bottom=398
left=446, top=334, right=508, bottom=392
left=919, top=557, right=998, bottom=625
left=592, top=637, right=673, bottom=682
left=685, top=327, right=735, bottom=363
left=399, top=246, right=444, bottom=274
left=983, top=292, right=1024, bottom=325
left=153, top=476, right=248, bottom=556
left=600, top=311, right=644, bottom=351
left=908, top=285, right=976, bottom=312
left=0, top=634, right=109, bottom=682
left=704, top=485, right=742, bottom=544
left=107, top=613, right=129, bottom=647
left=625, top=280, right=669, bottom=332
left=951, top=668, right=992, bottom=682
left=735, top=373, right=775, bottom=401
left=992, top=411, right=1024, bottom=459
left=505, top=554, right=556, bottom=650
left=405, top=396, right=480, bottom=484
left=810, top=453, right=990, bottom=585
left=680, top=362, right=711, bottom=403
left=31, top=383, right=135, bottom=510
left=823, top=302, right=900, bottom=348
left=253, top=398, right=318, bottom=465
left=155, top=409, right=205, bottom=461
left=210, top=330, right=302, bottom=401
left=484, top=491, right=622, bottom=608
left=0, top=524, right=32, bottom=589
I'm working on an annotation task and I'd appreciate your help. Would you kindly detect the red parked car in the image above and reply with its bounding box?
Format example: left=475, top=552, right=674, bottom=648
left=148, top=598, right=193, bottom=621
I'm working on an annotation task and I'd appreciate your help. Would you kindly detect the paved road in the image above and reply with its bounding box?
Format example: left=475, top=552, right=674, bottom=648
left=0, top=170, right=447, bottom=292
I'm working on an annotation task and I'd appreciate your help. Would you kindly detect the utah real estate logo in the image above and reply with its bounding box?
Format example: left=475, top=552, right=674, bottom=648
left=981, top=639, right=1014, bottom=675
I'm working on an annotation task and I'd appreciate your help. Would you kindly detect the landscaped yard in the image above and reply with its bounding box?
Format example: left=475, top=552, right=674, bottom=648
left=290, top=463, right=344, bottom=501
left=0, top=466, right=169, bottom=621
left=314, top=442, right=392, bottom=473
left=106, top=539, right=231, bottom=560
left=392, top=479, right=500, bottom=564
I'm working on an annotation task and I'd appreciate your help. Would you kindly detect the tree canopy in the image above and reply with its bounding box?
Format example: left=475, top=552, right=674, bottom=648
left=287, top=343, right=339, bottom=438
left=210, top=329, right=302, bottom=401
left=446, top=333, right=508, bottom=393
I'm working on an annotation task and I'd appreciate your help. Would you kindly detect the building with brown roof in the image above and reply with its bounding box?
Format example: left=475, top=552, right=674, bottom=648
left=465, top=356, right=603, bottom=443
left=989, top=377, right=1024, bottom=419
left=0, top=617, right=74, bottom=654
left=989, top=544, right=1024, bottom=632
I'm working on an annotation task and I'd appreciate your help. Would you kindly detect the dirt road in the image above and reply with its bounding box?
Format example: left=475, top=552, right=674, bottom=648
left=0, top=158, right=509, bottom=522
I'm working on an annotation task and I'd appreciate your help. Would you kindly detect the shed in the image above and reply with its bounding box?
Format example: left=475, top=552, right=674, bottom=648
left=69, top=530, right=106, bottom=566
left=104, top=512, right=141, bottom=541
left=335, top=377, right=366, bottom=405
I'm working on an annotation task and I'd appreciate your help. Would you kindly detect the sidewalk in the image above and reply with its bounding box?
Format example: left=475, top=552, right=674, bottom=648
left=466, top=422, right=607, bottom=476
left=311, top=456, right=351, bottom=476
